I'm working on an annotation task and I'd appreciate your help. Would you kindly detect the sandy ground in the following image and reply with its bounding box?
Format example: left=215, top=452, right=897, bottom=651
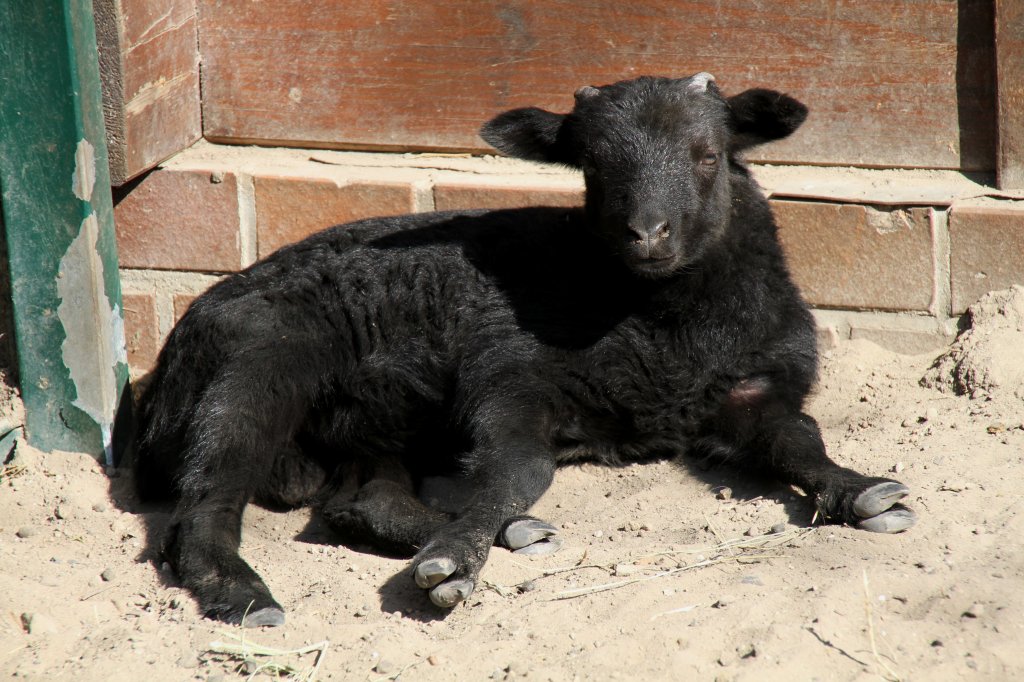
left=2, top=288, right=1023, bottom=682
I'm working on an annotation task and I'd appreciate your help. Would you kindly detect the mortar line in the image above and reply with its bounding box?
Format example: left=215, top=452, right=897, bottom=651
left=929, top=206, right=952, bottom=322
left=412, top=178, right=435, bottom=213
left=237, top=173, right=258, bottom=267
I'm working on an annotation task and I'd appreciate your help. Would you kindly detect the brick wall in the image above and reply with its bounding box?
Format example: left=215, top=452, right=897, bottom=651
left=114, top=142, right=1024, bottom=378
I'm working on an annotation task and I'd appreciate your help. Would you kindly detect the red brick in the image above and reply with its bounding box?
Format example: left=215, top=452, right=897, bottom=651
left=849, top=326, right=953, bottom=355
left=121, top=293, right=160, bottom=373
left=115, top=169, right=242, bottom=271
left=173, top=293, right=198, bottom=323
left=949, top=202, right=1024, bottom=313
left=772, top=201, right=934, bottom=312
left=433, top=183, right=584, bottom=212
left=255, top=176, right=415, bottom=257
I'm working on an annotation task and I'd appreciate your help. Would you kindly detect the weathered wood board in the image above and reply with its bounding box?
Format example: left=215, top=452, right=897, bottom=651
left=95, top=0, right=201, bottom=185
left=197, top=0, right=995, bottom=170
left=996, top=0, right=1024, bottom=189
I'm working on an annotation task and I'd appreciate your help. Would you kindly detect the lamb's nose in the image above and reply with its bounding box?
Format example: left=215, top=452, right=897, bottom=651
left=628, top=219, right=670, bottom=243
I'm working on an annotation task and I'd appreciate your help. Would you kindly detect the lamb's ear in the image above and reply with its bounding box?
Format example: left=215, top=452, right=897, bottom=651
left=480, top=107, right=574, bottom=165
left=727, top=89, right=808, bottom=152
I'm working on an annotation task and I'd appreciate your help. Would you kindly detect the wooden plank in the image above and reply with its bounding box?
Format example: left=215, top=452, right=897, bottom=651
left=996, top=0, right=1024, bottom=189
left=95, top=0, right=201, bottom=185
left=0, top=0, right=131, bottom=460
left=198, top=0, right=996, bottom=170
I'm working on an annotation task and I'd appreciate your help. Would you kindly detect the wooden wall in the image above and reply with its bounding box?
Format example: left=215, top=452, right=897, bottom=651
left=197, top=0, right=996, bottom=170
left=95, top=0, right=201, bottom=185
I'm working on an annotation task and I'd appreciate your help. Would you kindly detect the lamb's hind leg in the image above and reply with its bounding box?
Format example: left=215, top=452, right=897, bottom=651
left=702, top=376, right=916, bottom=532
left=165, top=367, right=309, bottom=627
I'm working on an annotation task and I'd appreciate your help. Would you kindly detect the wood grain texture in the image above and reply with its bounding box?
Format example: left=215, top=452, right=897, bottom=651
left=996, top=0, right=1024, bottom=189
left=197, top=0, right=995, bottom=170
left=96, top=0, right=201, bottom=185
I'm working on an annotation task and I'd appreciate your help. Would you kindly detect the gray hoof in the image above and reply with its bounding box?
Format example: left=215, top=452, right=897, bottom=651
left=513, top=536, right=564, bottom=555
left=857, top=507, right=917, bottom=533
left=501, top=519, right=559, bottom=551
left=242, top=607, right=286, bottom=628
left=429, top=578, right=475, bottom=608
left=414, top=557, right=456, bottom=589
left=853, top=482, right=910, bottom=518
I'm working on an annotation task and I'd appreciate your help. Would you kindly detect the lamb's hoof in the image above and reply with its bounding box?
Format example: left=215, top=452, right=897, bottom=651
left=242, top=607, right=286, bottom=628
left=500, top=519, right=562, bottom=555
left=429, top=579, right=475, bottom=608
left=857, top=506, right=917, bottom=534
left=414, top=557, right=457, bottom=589
left=853, top=482, right=910, bottom=518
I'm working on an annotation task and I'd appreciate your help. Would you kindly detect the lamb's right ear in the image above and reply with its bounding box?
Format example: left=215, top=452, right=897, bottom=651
left=480, top=107, right=574, bottom=165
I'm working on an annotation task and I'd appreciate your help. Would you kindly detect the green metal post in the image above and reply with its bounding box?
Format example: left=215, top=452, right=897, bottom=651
left=0, top=0, right=130, bottom=463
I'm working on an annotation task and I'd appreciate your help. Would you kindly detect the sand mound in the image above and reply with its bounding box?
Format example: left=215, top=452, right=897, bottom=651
left=923, top=286, right=1024, bottom=400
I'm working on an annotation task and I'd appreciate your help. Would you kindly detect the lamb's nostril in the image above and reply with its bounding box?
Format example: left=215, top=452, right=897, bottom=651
left=627, top=220, right=670, bottom=243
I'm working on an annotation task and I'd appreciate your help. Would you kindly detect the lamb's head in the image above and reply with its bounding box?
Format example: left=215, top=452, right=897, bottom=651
left=481, top=73, right=807, bottom=278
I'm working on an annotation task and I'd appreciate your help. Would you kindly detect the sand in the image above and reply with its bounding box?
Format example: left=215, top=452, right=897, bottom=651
left=2, top=290, right=1023, bottom=681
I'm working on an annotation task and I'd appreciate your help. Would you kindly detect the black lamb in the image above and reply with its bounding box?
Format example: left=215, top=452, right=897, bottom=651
left=134, top=73, right=916, bottom=627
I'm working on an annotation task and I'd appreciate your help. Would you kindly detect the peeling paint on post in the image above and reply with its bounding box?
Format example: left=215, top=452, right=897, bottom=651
left=57, top=214, right=128, bottom=462
left=0, top=1, right=131, bottom=460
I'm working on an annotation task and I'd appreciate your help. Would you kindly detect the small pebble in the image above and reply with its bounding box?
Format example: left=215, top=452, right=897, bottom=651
left=428, top=654, right=441, bottom=666
left=940, top=480, right=970, bottom=492
left=176, top=653, right=199, bottom=669
left=715, top=486, right=732, bottom=500
left=924, top=407, right=939, bottom=422
left=374, top=659, right=394, bottom=675
left=242, top=659, right=259, bottom=675
left=737, top=642, right=757, bottom=659
left=101, top=568, right=117, bottom=582
left=21, top=612, right=58, bottom=635
left=92, top=501, right=108, bottom=513
left=517, top=580, right=538, bottom=593
left=744, top=526, right=758, bottom=537
left=963, top=603, right=985, bottom=618
left=613, top=563, right=639, bottom=577
left=16, top=526, right=37, bottom=539
left=891, top=462, right=904, bottom=474
left=506, top=661, right=526, bottom=676
left=592, top=529, right=603, bottom=538
left=770, top=522, right=787, bottom=534
left=712, top=596, right=731, bottom=608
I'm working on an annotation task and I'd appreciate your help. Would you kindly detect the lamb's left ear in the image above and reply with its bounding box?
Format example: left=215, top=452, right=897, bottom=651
left=727, top=89, right=808, bottom=152
left=480, top=107, right=574, bottom=165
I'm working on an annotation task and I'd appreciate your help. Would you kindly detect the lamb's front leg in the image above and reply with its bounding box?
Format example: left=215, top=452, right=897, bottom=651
left=411, top=431, right=556, bottom=608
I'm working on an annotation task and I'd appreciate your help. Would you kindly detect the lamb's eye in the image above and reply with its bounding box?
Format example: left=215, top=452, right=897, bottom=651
left=700, top=152, right=719, bottom=166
